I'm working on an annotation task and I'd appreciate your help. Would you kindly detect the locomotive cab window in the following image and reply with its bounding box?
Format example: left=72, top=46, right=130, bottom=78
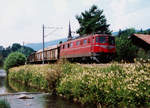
left=96, top=36, right=107, bottom=43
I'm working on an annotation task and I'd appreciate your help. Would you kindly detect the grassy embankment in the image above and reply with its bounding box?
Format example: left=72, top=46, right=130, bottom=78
left=8, top=61, right=150, bottom=107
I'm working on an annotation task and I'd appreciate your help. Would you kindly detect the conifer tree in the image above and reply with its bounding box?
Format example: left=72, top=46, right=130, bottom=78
left=76, top=5, right=111, bottom=36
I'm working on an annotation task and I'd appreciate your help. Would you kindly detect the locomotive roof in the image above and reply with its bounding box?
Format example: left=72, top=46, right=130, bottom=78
left=36, top=45, right=58, bottom=53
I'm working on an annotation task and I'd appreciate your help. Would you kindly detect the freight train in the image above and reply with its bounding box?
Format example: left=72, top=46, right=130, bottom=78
left=27, top=34, right=116, bottom=63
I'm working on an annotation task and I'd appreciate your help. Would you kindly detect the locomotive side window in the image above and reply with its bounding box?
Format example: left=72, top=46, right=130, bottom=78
left=70, top=43, right=73, bottom=47
left=76, top=41, right=80, bottom=46
left=83, top=39, right=87, bottom=44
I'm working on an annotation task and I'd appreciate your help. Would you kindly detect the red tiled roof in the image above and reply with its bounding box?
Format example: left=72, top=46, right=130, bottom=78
left=133, top=34, right=150, bottom=45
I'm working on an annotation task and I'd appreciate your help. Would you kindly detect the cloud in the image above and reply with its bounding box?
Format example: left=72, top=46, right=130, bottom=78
left=52, top=0, right=68, bottom=12
left=81, top=0, right=99, bottom=6
left=101, top=0, right=150, bottom=31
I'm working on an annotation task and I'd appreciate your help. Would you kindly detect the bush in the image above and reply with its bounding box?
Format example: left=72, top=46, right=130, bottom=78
left=4, top=52, right=26, bottom=71
left=9, top=64, right=61, bottom=93
left=115, top=28, right=138, bottom=62
left=136, top=49, right=150, bottom=62
left=0, top=99, right=11, bottom=108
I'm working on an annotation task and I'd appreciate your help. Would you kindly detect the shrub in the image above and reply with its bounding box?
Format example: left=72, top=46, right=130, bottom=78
left=9, top=64, right=61, bottom=93
left=0, top=99, right=11, bottom=108
left=115, top=28, right=138, bottom=62
left=115, top=36, right=138, bottom=62
left=4, top=52, right=26, bottom=71
left=136, top=49, right=150, bottom=62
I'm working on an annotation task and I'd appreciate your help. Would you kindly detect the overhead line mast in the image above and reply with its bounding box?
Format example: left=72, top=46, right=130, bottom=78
left=42, top=24, right=62, bottom=64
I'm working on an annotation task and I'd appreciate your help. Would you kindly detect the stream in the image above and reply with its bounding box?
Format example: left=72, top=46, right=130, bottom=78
left=0, top=69, right=94, bottom=108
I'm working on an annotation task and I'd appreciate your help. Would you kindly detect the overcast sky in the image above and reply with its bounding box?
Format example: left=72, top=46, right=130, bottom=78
left=0, top=0, right=150, bottom=47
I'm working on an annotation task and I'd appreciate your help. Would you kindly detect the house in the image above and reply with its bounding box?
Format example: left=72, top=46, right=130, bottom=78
left=130, top=34, right=150, bottom=51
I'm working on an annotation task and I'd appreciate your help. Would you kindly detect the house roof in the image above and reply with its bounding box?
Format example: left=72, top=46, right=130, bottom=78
left=133, top=34, right=150, bottom=45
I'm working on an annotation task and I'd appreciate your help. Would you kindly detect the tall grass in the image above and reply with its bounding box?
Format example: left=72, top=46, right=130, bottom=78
left=8, top=61, right=150, bottom=107
left=57, top=62, right=150, bottom=107
left=8, top=64, right=61, bottom=93
left=0, top=99, right=10, bottom=108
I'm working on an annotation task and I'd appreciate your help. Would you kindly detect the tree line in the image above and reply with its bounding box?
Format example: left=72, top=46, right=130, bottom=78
left=0, top=43, right=34, bottom=66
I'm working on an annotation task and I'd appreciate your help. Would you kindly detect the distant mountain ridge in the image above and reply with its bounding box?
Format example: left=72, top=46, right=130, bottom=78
left=25, top=38, right=67, bottom=51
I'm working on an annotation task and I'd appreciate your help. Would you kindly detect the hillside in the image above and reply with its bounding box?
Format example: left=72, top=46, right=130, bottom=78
left=25, top=38, right=67, bottom=51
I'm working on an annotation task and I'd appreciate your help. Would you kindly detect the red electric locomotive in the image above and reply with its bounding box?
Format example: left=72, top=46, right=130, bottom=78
left=60, top=34, right=116, bottom=62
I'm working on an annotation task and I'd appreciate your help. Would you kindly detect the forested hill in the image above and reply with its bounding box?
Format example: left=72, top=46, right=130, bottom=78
left=25, top=38, right=67, bottom=51
left=0, top=43, right=34, bottom=66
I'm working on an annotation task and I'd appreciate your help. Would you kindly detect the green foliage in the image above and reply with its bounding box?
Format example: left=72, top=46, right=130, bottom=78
left=0, top=99, right=11, bottom=108
left=17, top=46, right=34, bottom=57
left=8, top=64, right=61, bottom=93
left=136, top=49, right=150, bottom=61
left=76, top=5, right=111, bottom=35
left=0, top=54, right=3, bottom=67
left=0, top=43, right=34, bottom=66
left=4, top=52, right=26, bottom=71
left=57, top=62, right=150, bottom=107
left=11, top=43, right=21, bottom=52
left=115, top=28, right=138, bottom=62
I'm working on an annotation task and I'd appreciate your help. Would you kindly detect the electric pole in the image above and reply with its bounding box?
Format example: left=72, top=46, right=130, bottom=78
left=42, top=24, right=62, bottom=64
